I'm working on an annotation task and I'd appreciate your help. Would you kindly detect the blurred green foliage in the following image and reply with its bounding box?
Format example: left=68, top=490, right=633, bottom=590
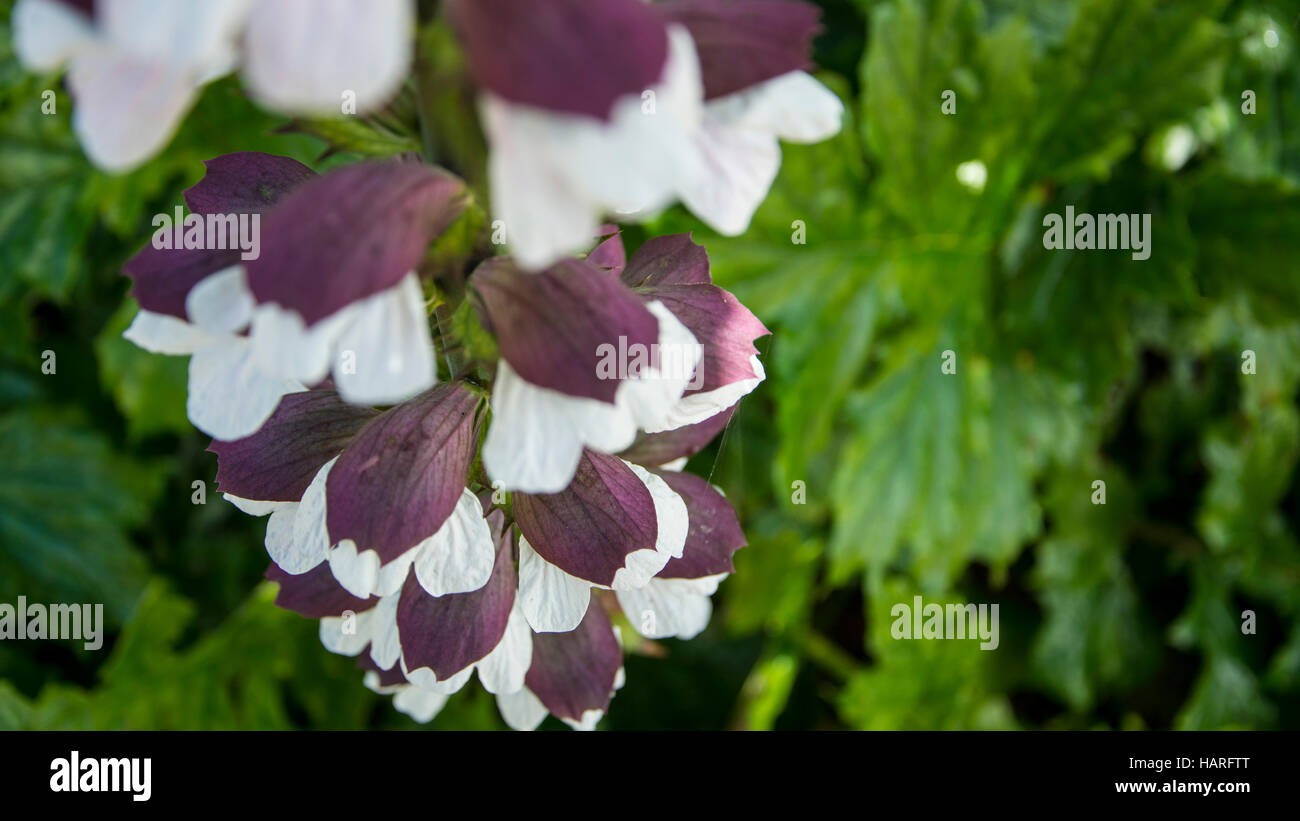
left=2, top=0, right=1299, bottom=730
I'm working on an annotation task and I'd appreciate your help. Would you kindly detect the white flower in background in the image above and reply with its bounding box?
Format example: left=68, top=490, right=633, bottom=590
left=12, top=0, right=414, bottom=171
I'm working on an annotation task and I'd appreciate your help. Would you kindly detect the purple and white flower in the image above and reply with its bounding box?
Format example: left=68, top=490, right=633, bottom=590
left=122, top=152, right=465, bottom=439
left=475, top=232, right=768, bottom=493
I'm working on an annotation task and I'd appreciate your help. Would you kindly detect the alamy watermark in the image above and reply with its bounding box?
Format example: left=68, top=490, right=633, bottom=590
left=1042, top=205, right=1151, bottom=261
left=151, top=206, right=260, bottom=260
left=890, top=595, right=999, bottom=650
left=0, top=596, right=104, bottom=650
left=596, top=336, right=704, bottom=390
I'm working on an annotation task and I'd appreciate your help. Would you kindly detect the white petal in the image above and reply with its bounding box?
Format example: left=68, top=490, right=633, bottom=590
left=612, top=462, right=689, bottom=590
left=482, top=94, right=603, bottom=271
left=319, top=608, right=373, bottom=656
left=496, top=688, right=548, bottom=731
left=563, top=710, right=606, bottom=732
left=67, top=51, right=200, bottom=172
left=659, top=354, right=765, bottom=431
left=242, top=0, right=413, bottom=115
left=100, top=0, right=248, bottom=73
left=185, top=265, right=253, bottom=335
left=272, top=457, right=336, bottom=573
left=412, top=489, right=495, bottom=597
left=367, top=593, right=402, bottom=670
left=249, top=302, right=353, bottom=385
left=476, top=601, right=533, bottom=695
left=404, top=663, right=473, bottom=695
left=12, top=0, right=96, bottom=71
left=187, top=338, right=301, bottom=440
left=222, top=494, right=287, bottom=517
left=677, top=122, right=781, bottom=237
left=392, top=686, right=448, bottom=724
left=710, top=71, right=844, bottom=143
left=616, top=301, right=702, bottom=433
left=332, top=273, right=437, bottom=406
left=615, top=575, right=724, bottom=640
left=517, top=535, right=591, bottom=633
left=123, top=309, right=210, bottom=355
left=483, top=360, right=635, bottom=493
left=479, top=27, right=704, bottom=270
left=327, top=539, right=381, bottom=599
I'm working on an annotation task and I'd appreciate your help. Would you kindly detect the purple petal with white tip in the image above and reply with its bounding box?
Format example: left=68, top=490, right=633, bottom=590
left=472, top=258, right=659, bottom=403
left=656, top=0, right=821, bottom=100
left=396, top=527, right=516, bottom=681
left=210, top=389, right=377, bottom=501
left=325, top=383, right=479, bottom=563
left=246, top=161, right=466, bottom=324
left=525, top=601, right=621, bottom=725
left=446, top=0, right=669, bottom=121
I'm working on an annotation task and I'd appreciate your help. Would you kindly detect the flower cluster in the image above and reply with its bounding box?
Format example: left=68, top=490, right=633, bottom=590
left=23, top=0, right=846, bottom=728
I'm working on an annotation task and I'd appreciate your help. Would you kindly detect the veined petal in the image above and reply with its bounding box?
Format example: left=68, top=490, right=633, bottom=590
left=246, top=161, right=465, bottom=325
left=397, top=528, right=516, bottom=681
left=513, top=451, right=679, bottom=589
left=325, top=383, right=479, bottom=564
left=525, top=601, right=622, bottom=729
left=210, top=388, right=376, bottom=502
left=266, top=562, right=376, bottom=619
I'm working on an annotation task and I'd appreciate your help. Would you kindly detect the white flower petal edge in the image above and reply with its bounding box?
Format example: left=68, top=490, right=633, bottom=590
left=411, top=489, right=496, bottom=597
left=658, top=354, right=767, bottom=432
left=242, top=0, right=412, bottom=115
left=264, top=456, right=335, bottom=574
left=123, top=309, right=213, bottom=356
left=611, top=462, right=689, bottom=590
left=185, top=265, right=254, bottom=335
left=621, top=301, right=704, bottom=433
left=678, top=71, right=844, bottom=237
left=483, top=303, right=701, bottom=493
left=13, top=0, right=96, bottom=71
left=481, top=26, right=704, bottom=270
left=517, top=536, right=590, bottom=633
left=616, top=574, right=726, bottom=640
left=482, top=360, right=636, bottom=493
left=222, top=494, right=288, bottom=517
left=476, top=600, right=534, bottom=695
left=186, top=339, right=301, bottom=441
left=320, top=608, right=375, bottom=656
left=367, top=593, right=403, bottom=671
left=391, top=685, right=449, bottom=724
left=332, top=273, right=437, bottom=406
left=495, top=687, right=548, bottom=731
left=248, top=272, right=434, bottom=408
